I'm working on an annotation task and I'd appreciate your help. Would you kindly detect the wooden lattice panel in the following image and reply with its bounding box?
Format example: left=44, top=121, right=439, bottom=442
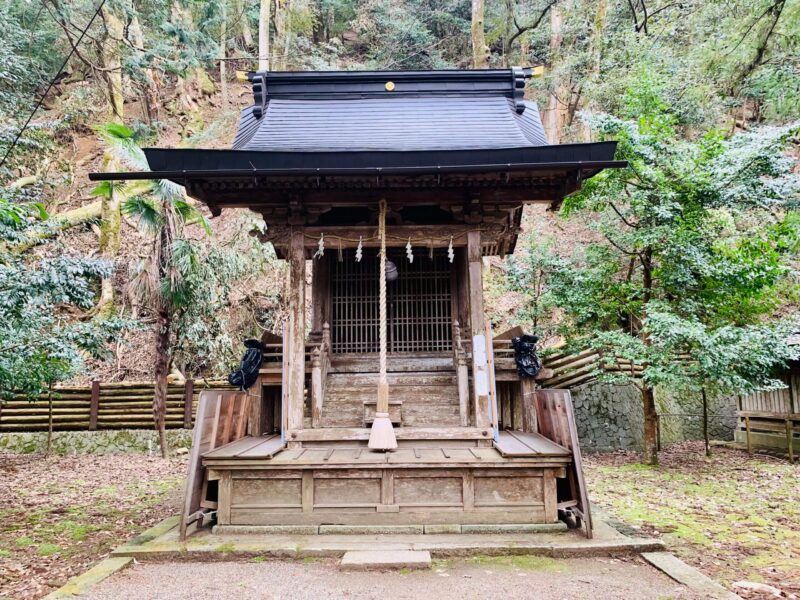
left=331, top=249, right=453, bottom=354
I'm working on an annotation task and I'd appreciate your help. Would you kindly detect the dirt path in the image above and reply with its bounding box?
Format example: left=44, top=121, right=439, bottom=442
left=80, top=556, right=700, bottom=600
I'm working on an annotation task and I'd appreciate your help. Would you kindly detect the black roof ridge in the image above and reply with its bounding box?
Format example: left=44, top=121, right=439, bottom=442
left=247, top=67, right=533, bottom=118
left=246, top=67, right=532, bottom=79
left=146, top=140, right=616, bottom=155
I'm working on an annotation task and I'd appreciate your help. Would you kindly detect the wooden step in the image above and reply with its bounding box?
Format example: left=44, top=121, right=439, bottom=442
left=330, top=356, right=455, bottom=373
left=326, top=373, right=457, bottom=387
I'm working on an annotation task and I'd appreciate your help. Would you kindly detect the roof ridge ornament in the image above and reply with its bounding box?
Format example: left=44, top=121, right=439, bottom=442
left=511, top=66, right=531, bottom=114
left=252, top=72, right=268, bottom=119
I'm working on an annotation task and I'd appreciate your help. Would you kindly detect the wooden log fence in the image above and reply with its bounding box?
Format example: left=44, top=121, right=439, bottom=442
left=0, top=380, right=234, bottom=432
left=539, top=349, right=645, bottom=389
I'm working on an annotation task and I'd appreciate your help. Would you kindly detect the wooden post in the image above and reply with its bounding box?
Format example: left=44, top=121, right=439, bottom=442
left=311, top=347, right=323, bottom=428
left=89, top=380, right=100, bottom=431
left=249, top=373, right=264, bottom=436
left=520, top=378, right=537, bottom=433
left=745, top=415, right=752, bottom=455
left=457, top=350, right=470, bottom=427
left=287, top=230, right=306, bottom=434
left=183, top=379, right=194, bottom=429
left=467, top=230, right=491, bottom=429
left=454, top=321, right=469, bottom=427
left=786, top=420, right=795, bottom=463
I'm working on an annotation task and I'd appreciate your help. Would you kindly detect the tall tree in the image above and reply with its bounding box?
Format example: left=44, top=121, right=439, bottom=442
left=471, top=0, right=488, bottom=68
left=99, top=123, right=209, bottom=457
left=511, top=87, right=799, bottom=464
left=0, top=198, right=127, bottom=400
left=259, top=0, right=271, bottom=70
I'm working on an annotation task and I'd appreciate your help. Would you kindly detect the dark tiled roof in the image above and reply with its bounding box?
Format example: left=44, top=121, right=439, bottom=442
left=233, top=97, right=547, bottom=152
left=232, top=68, right=548, bottom=153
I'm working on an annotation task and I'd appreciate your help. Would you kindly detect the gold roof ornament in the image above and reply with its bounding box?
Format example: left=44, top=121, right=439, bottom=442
left=385, top=81, right=395, bottom=91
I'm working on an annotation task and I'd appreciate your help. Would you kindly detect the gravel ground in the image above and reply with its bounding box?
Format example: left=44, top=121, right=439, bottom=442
left=80, top=556, right=700, bottom=600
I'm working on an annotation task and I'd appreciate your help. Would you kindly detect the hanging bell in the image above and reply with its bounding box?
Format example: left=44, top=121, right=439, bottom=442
left=385, top=259, right=399, bottom=282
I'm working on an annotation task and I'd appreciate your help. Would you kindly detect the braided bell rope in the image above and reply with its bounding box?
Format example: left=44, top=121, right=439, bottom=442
left=378, top=198, right=388, bottom=407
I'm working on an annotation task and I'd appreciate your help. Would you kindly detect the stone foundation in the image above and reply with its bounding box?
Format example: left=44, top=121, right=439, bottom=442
left=0, top=429, right=194, bottom=455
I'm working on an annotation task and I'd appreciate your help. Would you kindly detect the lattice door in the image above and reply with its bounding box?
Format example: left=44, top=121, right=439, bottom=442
left=331, top=249, right=453, bottom=354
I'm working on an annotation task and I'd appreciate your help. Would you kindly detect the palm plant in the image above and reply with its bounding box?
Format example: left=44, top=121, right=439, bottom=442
left=97, top=123, right=209, bottom=457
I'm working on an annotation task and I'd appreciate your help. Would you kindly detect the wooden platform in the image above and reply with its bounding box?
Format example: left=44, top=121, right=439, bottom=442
left=494, top=430, right=571, bottom=457
left=203, top=434, right=572, bottom=528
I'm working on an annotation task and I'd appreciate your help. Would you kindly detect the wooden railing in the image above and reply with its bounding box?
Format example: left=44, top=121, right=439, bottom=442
left=0, top=379, right=234, bottom=432
left=452, top=321, right=470, bottom=426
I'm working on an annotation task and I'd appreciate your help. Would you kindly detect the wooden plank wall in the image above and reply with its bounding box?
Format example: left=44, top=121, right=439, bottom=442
left=0, top=380, right=234, bottom=432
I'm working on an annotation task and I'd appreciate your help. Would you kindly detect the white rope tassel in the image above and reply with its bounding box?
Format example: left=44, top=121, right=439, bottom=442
left=355, top=236, right=363, bottom=262
left=369, top=198, right=397, bottom=451
left=314, top=233, right=325, bottom=259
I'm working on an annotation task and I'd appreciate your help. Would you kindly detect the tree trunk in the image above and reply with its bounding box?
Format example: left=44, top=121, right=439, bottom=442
left=544, top=6, right=564, bottom=143
left=642, top=386, right=658, bottom=465
left=13, top=200, right=102, bottom=253
left=471, top=0, right=488, bottom=68
left=238, top=0, right=254, bottom=47
left=258, top=0, right=271, bottom=70
left=640, top=246, right=658, bottom=465
left=46, top=380, right=54, bottom=456
left=153, top=309, right=171, bottom=458
left=129, top=15, right=159, bottom=125
left=220, top=0, right=229, bottom=107
left=99, top=7, right=125, bottom=121
left=96, top=7, right=125, bottom=318
left=97, top=166, right=121, bottom=318
left=281, top=0, right=292, bottom=69
left=702, top=387, right=711, bottom=457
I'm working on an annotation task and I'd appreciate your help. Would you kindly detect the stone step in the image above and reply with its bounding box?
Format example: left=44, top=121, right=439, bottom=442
left=339, top=550, right=432, bottom=571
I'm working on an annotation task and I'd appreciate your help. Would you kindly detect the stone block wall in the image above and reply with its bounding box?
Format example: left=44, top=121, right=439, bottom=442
left=571, top=382, right=737, bottom=452
left=0, top=429, right=194, bottom=455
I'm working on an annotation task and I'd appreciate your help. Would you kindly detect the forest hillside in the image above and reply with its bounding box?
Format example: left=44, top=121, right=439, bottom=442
left=1, top=0, right=798, bottom=412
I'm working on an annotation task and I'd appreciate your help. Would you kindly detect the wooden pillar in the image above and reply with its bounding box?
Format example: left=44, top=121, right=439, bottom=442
left=467, top=230, right=491, bottom=429
left=287, top=230, right=306, bottom=433
left=520, top=378, right=537, bottom=433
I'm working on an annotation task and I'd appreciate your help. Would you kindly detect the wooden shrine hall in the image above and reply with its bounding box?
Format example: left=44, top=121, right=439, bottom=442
left=92, top=68, right=624, bottom=538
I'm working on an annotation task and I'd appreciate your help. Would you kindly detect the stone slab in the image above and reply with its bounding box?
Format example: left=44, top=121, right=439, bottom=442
left=319, top=524, right=424, bottom=535
left=424, top=524, right=462, bottom=534
left=43, top=557, right=133, bottom=599
left=340, top=550, right=431, bottom=571
left=642, top=552, right=741, bottom=599
left=461, top=523, right=567, bottom=534
left=213, top=525, right=319, bottom=535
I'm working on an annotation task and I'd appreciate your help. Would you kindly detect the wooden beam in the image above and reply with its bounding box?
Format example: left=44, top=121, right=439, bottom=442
left=264, top=224, right=510, bottom=249
left=287, top=230, right=306, bottom=432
